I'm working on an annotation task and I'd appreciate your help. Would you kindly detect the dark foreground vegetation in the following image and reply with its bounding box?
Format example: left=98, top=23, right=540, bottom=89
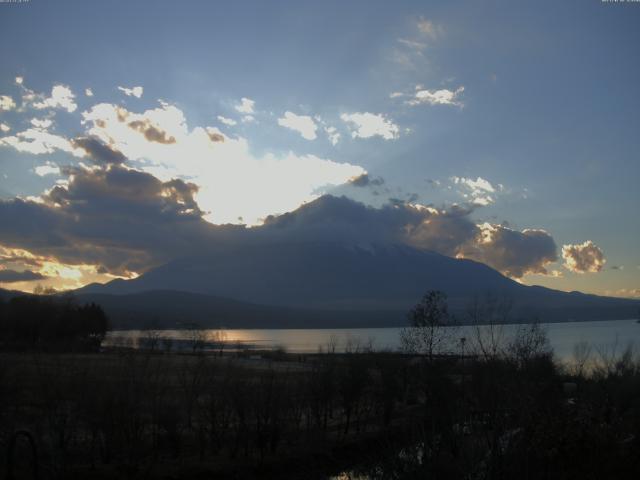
left=0, top=295, right=108, bottom=352
left=0, top=291, right=639, bottom=479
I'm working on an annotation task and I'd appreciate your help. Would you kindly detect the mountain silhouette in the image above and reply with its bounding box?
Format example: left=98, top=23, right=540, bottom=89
left=76, top=242, right=639, bottom=327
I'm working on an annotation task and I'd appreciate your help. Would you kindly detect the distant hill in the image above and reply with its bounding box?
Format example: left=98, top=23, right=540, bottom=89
left=75, top=242, right=640, bottom=327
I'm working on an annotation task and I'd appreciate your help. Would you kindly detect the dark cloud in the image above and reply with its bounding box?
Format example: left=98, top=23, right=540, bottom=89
left=261, top=196, right=557, bottom=278
left=349, top=173, right=385, bottom=187
left=72, top=136, right=127, bottom=165
left=207, top=131, right=225, bottom=143
left=0, top=269, right=46, bottom=283
left=460, top=224, right=558, bottom=278
left=0, top=159, right=559, bottom=280
left=127, top=119, right=176, bottom=144
left=0, top=163, right=232, bottom=275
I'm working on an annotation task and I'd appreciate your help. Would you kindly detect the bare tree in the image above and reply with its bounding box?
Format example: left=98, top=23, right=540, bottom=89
left=400, top=290, right=457, bottom=361
left=467, top=294, right=512, bottom=360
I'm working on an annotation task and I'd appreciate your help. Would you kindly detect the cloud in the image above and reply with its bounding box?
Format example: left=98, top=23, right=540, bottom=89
left=72, top=136, right=127, bottom=165
left=408, top=86, right=464, bottom=107
left=0, top=95, right=16, bottom=111
left=0, top=123, right=10, bottom=133
left=0, top=163, right=218, bottom=277
left=80, top=101, right=365, bottom=225
left=562, top=241, right=606, bottom=273
left=462, top=223, right=558, bottom=278
left=605, top=288, right=640, bottom=299
left=262, top=196, right=557, bottom=278
left=397, top=38, right=427, bottom=51
left=277, top=111, right=318, bottom=140
left=34, top=162, right=61, bottom=177
left=349, top=173, right=385, bottom=187
left=218, top=115, right=237, bottom=126
left=0, top=127, right=79, bottom=156
left=340, top=112, right=400, bottom=140
left=127, top=119, right=177, bottom=144
left=325, top=126, right=341, bottom=145
left=235, top=97, right=255, bottom=114
left=85, top=88, right=94, bottom=97
left=0, top=269, right=46, bottom=283
left=451, top=176, right=502, bottom=206
left=118, top=86, right=143, bottom=98
left=30, top=118, right=53, bottom=129
left=32, top=85, right=77, bottom=112
left=205, top=127, right=225, bottom=143
left=417, top=17, right=442, bottom=39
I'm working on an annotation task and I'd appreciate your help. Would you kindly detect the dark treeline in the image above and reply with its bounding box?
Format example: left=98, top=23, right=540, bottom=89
left=0, top=292, right=639, bottom=479
left=0, top=295, right=109, bottom=352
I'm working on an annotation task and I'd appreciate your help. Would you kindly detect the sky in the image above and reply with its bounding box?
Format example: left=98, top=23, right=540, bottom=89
left=0, top=0, right=638, bottom=297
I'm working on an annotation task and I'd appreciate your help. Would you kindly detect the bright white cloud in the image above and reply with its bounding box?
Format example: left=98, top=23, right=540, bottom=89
left=217, top=115, right=237, bottom=126
left=277, top=111, right=318, bottom=140
left=85, top=88, right=94, bottom=97
left=34, top=162, right=60, bottom=177
left=562, top=241, right=606, bottom=273
left=30, top=118, right=53, bottom=129
left=0, top=95, right=16, bottom=111
left=325, top=126, right=341, bottom=146
left=235, top=97, right=255, bottom=114
left=340, top=112, right=399, bottom=140
left=118, top=86, right=143, bottom=98
left=0, top=123, right=10, bottom=133
left=451, top=176, right=501, bottom=206
left=408, top=86, right=464, bottom=107
left=15, top=76, right=23, bottom=85
left=82, top=102, right=365, bottom=225
left=0, top=128, right=80, bottom=156
left=32, top=85, right=77, bottom=112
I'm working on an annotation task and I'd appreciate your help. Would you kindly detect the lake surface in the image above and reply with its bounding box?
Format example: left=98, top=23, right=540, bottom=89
left=105, top=318, right=640, bottom=362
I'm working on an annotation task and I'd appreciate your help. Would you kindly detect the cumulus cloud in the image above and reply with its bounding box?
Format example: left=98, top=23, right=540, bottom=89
left=32, top=85, right=77, bottom=112
left=72, top=136, right=127, bottom=165
left=0, top=95, right=16, bottom=111
left=0, top=123, right=10, bottom=133
left=349, top=173, right=385, bottom=187
left=0, top=163, right=218, bottom=277
left=262, top=196, right=557, bottom=279
left=80, top=101, right=365, bottom=225
left=451, top=176, right=503, bottom=206
left=277, top=111, right=318, bottom=140
left=0, top=269, right=46, bottom=283
left=85, top=88, right=94, bottom=97
left=118, top=86, right=143, bottom=98
left=30, top=118, right=53, bottom=129
left=562, top=241, right=606, bottom=273
left=462, top=223, right=558, bottom=278
left=408, top=86, right=464, bottom=107
left=325, top=126, right=341, bottom=146
left=217, top=115, right=237, bottom=126
left=235, top=97, right=255, bottom=114
left=205, top=127, right=225, bottom=143
left=34, top=162, right=61, bottom=177
left=0, top=128, right=79, bottom=156
left=340, top=112, right=400, bottom=140
left=127, top=119, right=177, bottom=144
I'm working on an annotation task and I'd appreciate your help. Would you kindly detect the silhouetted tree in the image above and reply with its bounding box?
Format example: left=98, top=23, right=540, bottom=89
left=400, top=290, right=456, bottom=360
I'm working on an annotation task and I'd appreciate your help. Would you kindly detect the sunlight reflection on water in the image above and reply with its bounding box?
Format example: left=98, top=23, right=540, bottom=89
left=104, top=319, right=640, bottom=362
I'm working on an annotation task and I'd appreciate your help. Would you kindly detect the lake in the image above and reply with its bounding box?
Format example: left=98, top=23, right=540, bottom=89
left=105, top=318, right=640, bottom=362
